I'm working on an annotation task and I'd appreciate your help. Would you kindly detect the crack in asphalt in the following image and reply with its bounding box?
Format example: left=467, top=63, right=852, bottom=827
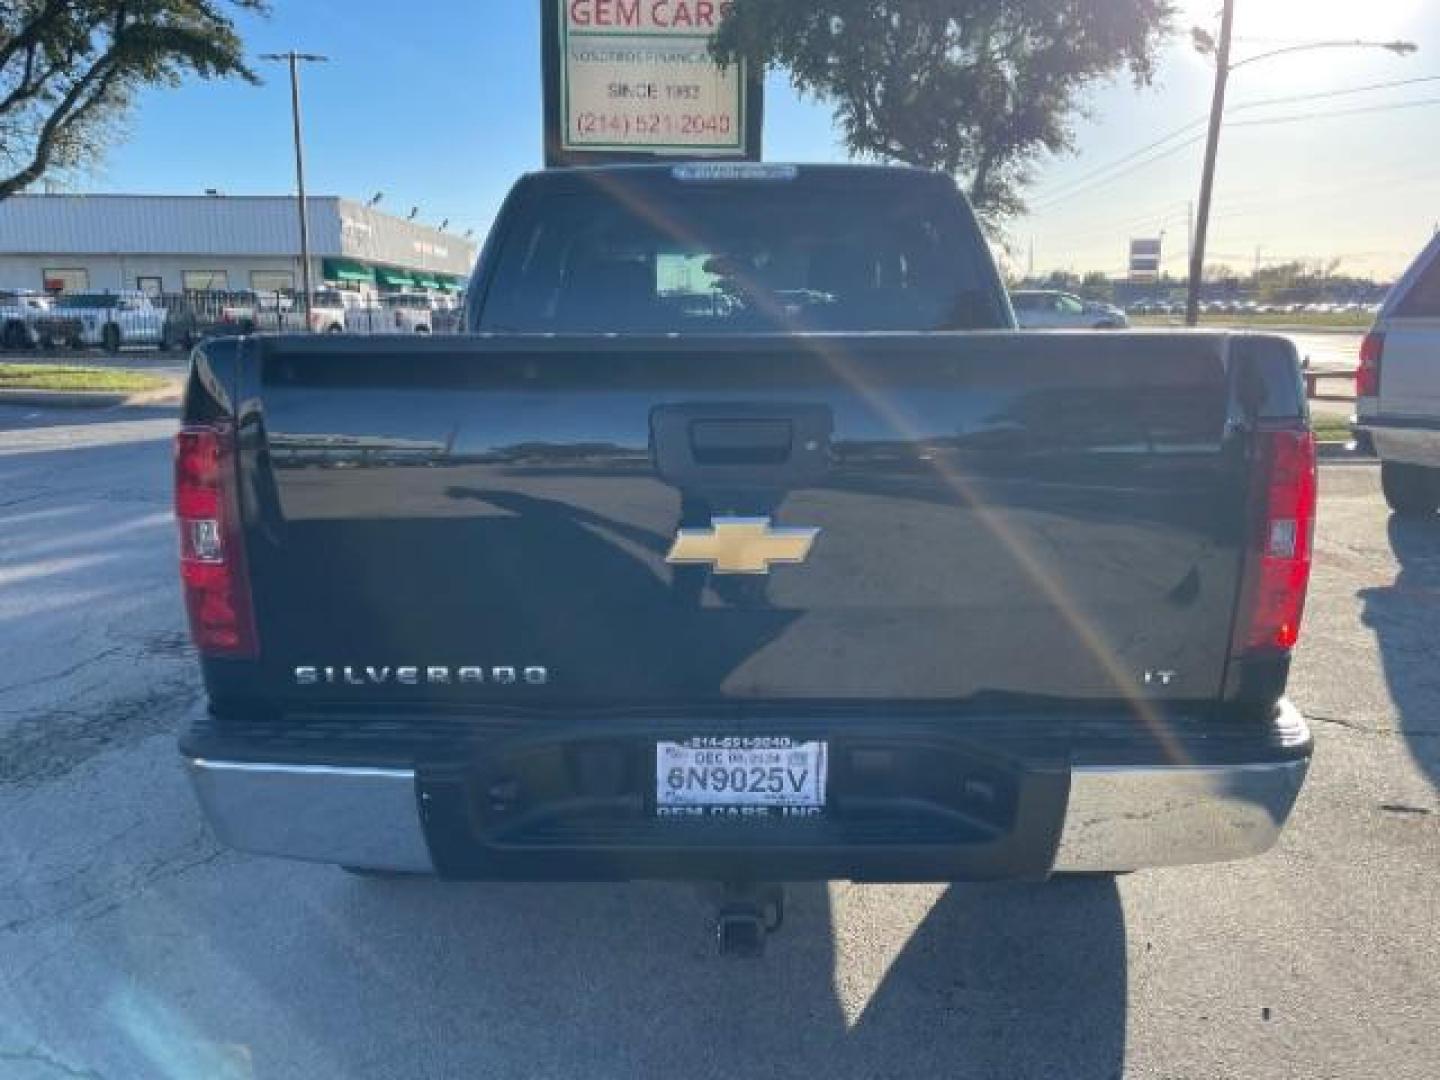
left=71, top=848, right=229, bottom=929
left=0, top=491, right=48, bottom=511
left=1307, top=712, right=1440, bottom=738
left=0, top=633, right=193, bottom=698
left=0, top=1047, right=103, bottom=1079
left=0, top=677, right=201, bottom=785
left=0, top=646, right=129, bottom=697
left=0, top=840, right=227, bottom=938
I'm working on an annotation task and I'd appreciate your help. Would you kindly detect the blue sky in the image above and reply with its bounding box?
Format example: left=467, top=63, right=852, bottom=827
left=79, top=0, right=1440, bottom=279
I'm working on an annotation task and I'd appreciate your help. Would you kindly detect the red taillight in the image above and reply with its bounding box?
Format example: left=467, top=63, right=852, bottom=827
left=1357, top=331, right=1383, bottom=398
left=1239, top=428, right=1317, bottom=652
left=175, top=424, right=258, bottom=657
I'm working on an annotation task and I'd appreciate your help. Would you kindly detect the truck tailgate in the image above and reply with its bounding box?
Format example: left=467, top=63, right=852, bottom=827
left=235, top=332, right=1247, bottom=710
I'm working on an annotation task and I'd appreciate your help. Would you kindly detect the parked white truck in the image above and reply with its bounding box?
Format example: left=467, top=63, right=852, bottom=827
left=1356, top=233, right=1440, bottom=517
left=0, top=291, right=52, bottom=350
left=343, top=292, right=436, bottom=334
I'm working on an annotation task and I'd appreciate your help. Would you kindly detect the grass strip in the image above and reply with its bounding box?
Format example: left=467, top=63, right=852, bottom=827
left=0, top=363, right=168, bottom=393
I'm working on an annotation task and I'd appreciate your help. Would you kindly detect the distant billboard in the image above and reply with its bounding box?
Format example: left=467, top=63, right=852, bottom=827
left=1129, top=238, right=1162, bottom=282
left=542, top=1, right=763, bottom=166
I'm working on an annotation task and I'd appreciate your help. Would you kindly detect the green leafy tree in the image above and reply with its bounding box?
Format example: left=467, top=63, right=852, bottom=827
left=0, top=1, right=267, bottom=201
left=714, top=0, right=1174, bottom=225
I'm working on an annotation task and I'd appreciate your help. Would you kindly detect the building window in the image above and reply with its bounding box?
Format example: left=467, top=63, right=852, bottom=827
left=182, top=270, right=229, bottom=292
left=136, top=276, right=163, bottom=296
left=42, top=268, right=89, bottom=293
left=250, top=270, right=295, bottom=294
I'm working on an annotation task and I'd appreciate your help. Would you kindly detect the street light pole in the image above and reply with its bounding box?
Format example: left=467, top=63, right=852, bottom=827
left=1185, top=0, right=1235, bottom=328
left=260, top=51, right=329, bottom=321
left=1184, top=21, right=1417, bottom=326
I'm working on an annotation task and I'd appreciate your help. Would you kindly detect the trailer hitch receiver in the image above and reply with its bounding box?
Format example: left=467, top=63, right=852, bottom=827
left=713, top=882, right=785, bottom=958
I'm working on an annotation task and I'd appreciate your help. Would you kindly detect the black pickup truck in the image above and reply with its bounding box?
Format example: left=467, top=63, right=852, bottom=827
left=177, top=164, right=1315, bottom=952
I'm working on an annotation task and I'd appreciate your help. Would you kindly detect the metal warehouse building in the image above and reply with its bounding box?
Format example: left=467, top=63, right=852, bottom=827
left=0, top=194, right=477, bottom=296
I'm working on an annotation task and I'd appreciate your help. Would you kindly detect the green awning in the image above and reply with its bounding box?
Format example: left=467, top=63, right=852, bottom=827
left=437, top=275, right=464, bottom=291
left=376, top=268, right=414, bottom=288
left=412, top=274, right=441, bottom=290
left=323, top=258, right=374, bottom=284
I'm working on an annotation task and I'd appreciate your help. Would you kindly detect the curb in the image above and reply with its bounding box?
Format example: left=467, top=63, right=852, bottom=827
left=1317, top=440, right=1375, bottom=463
left=0, top=383, right=180, bottom=409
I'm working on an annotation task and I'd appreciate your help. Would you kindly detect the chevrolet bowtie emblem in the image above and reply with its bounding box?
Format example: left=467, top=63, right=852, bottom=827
left=665, top=516, right=820, bottom=575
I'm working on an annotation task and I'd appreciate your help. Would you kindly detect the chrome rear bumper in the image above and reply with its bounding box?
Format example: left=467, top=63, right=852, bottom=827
left=185, top=707, right=1310, bottom=877
left=184, top=759, right=434, bottom=872
left=1052, top=759, right=1308, bottom=871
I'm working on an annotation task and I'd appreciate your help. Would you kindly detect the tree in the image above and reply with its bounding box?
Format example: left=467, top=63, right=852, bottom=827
left=0, top=1, right=267, bottom=201
left=713, top=0, right=1174, bottom=226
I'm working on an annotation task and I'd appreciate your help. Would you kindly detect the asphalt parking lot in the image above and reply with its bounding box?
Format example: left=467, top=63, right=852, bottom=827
left=0, top=403, right=1435, bottom=1080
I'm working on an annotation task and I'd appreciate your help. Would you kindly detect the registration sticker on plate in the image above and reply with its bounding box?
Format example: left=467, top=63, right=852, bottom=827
left=656, top=737, right=826, bottom=819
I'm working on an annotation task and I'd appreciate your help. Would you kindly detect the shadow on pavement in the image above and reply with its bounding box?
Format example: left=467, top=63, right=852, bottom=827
left=179, top=874, right=1127, bottom=1079
left=1359, top=514, right=1440, bottom=790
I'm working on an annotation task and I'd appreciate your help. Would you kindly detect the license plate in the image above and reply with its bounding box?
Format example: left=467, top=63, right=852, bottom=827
left=655, top=737, right=826, bottom=819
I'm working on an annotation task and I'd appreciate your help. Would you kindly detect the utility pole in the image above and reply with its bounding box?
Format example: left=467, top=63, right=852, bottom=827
left=1186, top=1, right=1235, bottom=326
left=1183, top=22, right=1415, bottom=325
left=1186, top=201, right=1194, bottom=271
left=260, top=51, right=329, bottom=321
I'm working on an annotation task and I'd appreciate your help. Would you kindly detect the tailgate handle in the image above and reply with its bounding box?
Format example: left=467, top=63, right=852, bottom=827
left=651, top=403, right=832, bottom=490
left=689, top=419, right=792, bottom=465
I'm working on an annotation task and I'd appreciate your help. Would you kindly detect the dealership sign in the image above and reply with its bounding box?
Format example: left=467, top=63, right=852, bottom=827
left=1129, top=238, right=1163, bottom=283
left=542, top=0, right=762, bottom=165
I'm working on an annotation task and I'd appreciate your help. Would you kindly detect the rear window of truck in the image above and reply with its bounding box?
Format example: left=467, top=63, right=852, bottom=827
left=476, top=182, right=1004, bottom=333
left=1394, top=248, right=1440, bottom=318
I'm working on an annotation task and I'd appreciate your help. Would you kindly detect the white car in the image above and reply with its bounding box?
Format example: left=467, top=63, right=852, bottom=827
left=49, top=290, right=167, bottom=351
left=344, top=292, right=434, bottom=334
left=0, top=291, right=53, bottom=349
left=1010, top=290, right=1128, bottom=329
left=1356, top=233, right=1440, bottom=516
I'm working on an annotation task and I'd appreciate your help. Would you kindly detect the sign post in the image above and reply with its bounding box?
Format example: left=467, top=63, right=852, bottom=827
left=542, top=1, right=763, bottom=166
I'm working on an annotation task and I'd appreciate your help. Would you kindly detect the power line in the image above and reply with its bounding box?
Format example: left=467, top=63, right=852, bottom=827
left=1028, top=135, right=1203, bottom=212
left=1207, top=170, right=1438, bottom=223
left=1229, top=73, right=1440, bottom=112
left=1028, top=95, right=1440, bottom=217
left=1027, top=122, right=1205, bottom=208
left=1229, top=95, right=1440, bottom=128
left=1027, top=74, right=1440, bottom=209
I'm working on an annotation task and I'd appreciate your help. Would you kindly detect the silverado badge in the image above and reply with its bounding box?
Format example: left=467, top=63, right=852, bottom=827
left=665, top=516, right=820, bottom=575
